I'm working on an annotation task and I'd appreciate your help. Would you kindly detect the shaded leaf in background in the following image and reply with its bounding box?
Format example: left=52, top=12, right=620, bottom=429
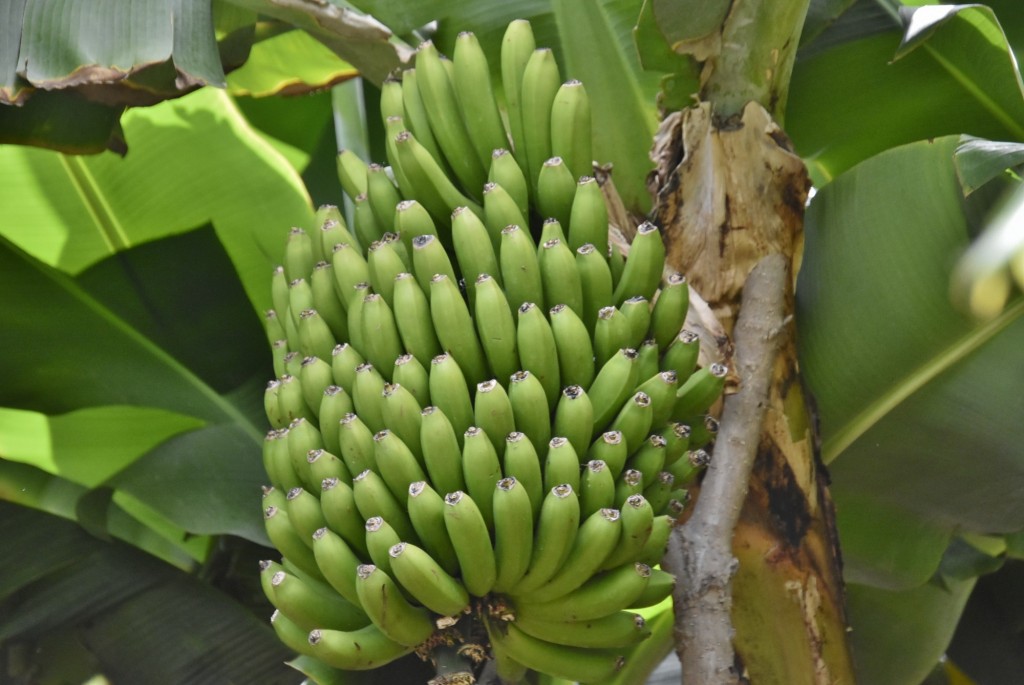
left=798, top=136, right=1024, bottom=596
left=788, top=3, right=1024, bottom=184
left=0, top=503, right=296, bottom=685
left=0, top=87, right=314, bottom=312
left=947, top=559, right=1024, bottom=684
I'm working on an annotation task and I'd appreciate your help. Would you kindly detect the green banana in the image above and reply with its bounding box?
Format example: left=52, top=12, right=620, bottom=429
left=270, top=609, right=316, bottom=657
left=567, top=176, right=609, bottom=256
left=399, top=68, right=447, bottom=167
left=358, top=294, right=403, bottom=379
left=660, top=329, right=700, bottom=378
left=268, top=568, right=369, bottom=631
left=407, top=480, right=460, bottom=575
left=353, top=192, right=387, bottom=250
left=419, top=405, right=466, bottom=496
left=503, top=432, right=545, bottom=520
left=287, top=417, right=324, bottom=492
left=519, top=48, right=561, bottom=195
left=499, top=224, right=544, bottom=311
left=510, top=484, right=580, bottom=594
left=378, top=76, right=405, bottom=124
left=393, top=353, right=431, bottom=408
left=345, top=283, right=370, bottom=353
left=337, top=149, right=370, bottom=202
left=380, top=383, right=423, bottom=465
left=453, top=31, right=509, bottom=168
left=601, top=494, right=654, bottom=570
left=536, top=156, right=577, bottom=227
left=488, top=148, right=530, bottom=217
left=265, top=381, right=287, bottom=431
left=636, top=370, right=679, bottom=428
left=270, top=340, right=289, bottom=379
left=491, top=476, right=535, bottom=593
left=636, top=338, right=660, bottom=383
left=661, top=421, right=692, bottom=465
left=352, top=362, right=386, bottom=433
left=308, top=625, right=413, bottom=671
left=575, top=243, right=615, bottom=333
left=394, top=129, right=482, bottom=223
left=311, top=526, right=364, bottom=605
left=285, top=486, right=328, bottom=543
left=311, top=263, right=348, bottom=341
left=512, top=562, right=652, bottom=623
left=473, top=274, right=520, bottom=385
left=626, top=435, right=667, bottom=482
left=610, top=391, right=654, bottom=456
left=539, top=216, right=567, bottom=246
left=612, top=221, right=666, bottom=305
left=411, top=233, right=458, bottom=294
left=507, top=370, right=551, bottom=455
left=263, top=505, right=324, bottom=582
left=297, top=309, right=337, bottom=362
left=638, top=515, right=673, bottom=566
left=428, top=353, right=476, bottom=442
left=428, top=277, right=489, bottom=389
left=539, top=238, right=584, bottom=317
left=515, top=302, right=560, bottom=407
left=366, top=163, right=403, bottom=232
left=453, top=206, right=502, bottom=293
left=365, top=516, right=402, bottom=576
left=588, top=348, right=640, bottom=431
left=284, top=227, right=315, bottom=283
left=666, top=447, right=711, bottom=486
left=355, top=564, right=435, bottom=647
left=394, top=199, right=438, bottom=257
left=372, top=429, right=427, bottom=503
left=642, top=471, right=675, bottom=515
left=613, top=467, right=644, bottom=509
left=337, top=412, right=378, bottom=478
left=593, top=306, right=632, bottom=368
left=366, top=239, right=406, bottom=308
left=443, top=490, right=497, bottom=596
left=544, top=436, right=581, bottom=492
left=331, top=244, right=371, bottom=309
left=579, top=460, right=615, bottom=519
left=461, top=426, right=503, bottom=530
left=263, top=429, right=300, bottom=492
left=485, top=620, right=626, bottom=683
left=320, top=477, right=370, bottom=557
left=528, top=507, right=622, bottom=603
left=351, top=468, right=417, bottom=544
left=513, top=611, right=648, bottom=650
left=392, top=271, right=442, bottom=368
left=689, top=415, right=719, bottom=450
left=474, top=379, right=516, bottom=457
left=620, top=296, right=652, bottom=350
left=553, top=384, right=595, bottom=460
left=484, top=182, right=529, bottom=253
left=278, top=374, right=313, bottom=425
left=549, top=304, right=596, bottom=390
left=674, top=362, right=729, bottom=420
left=630, top=568, right=676, bottom=609
left=388, top=541, right=470, bottom=617
left=499, top=19, right=536, bottom=174
left=319, top=211, right=359, bottom=257
left=649, top=273, right=689, bottom=349
left=550, top=79, right=594, bottom=182
left=587, top=430, right=628, bottom=481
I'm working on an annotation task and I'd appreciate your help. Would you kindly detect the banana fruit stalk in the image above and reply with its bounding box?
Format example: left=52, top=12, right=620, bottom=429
left=257, top=19, right=722, bottom=684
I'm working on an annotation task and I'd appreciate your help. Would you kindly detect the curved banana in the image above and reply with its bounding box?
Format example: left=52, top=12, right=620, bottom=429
left=515, top=302, right=560, bottom=406
left=337, top=412, right=378, bottom=478
left=331, top=244, right=371, bottom=310
left=394, top=129, right=482, bottom=223
left=263, top=505, right=324, bottom=582
left=310, top=263, right=348, bottom=340
left=393, top=353, right=430, bottom=408
left=636, top=370, right=679, bottom=428
left=485, top=619, right=626, bottom=683
left=588, top=348, right=640, bottom=430
left=550, top=80, right=593, bottom=182
left=642, top=471, right=675, bottom=515
left=649, top=273, right=689, bottom=349
left=568, top=176, right=609, bottom=258
left=674, top=362, right=729, bottom=420
left=543, top=437, right=581, bottom=493
left=620, top=296, right=652, bottom=350
left=473, top=274, right=520, bottom=385
left=311, top=526, right=364, bottom=605
left=392, top=272, right=442, bottom=367
left=636, top=338, right=660, bottom=384
left=529, top=507, right=622, bottom=603
left=461, top=426, right=503, bottom=529
left=297, top=309, right=337, bottom=363
left=359, top=294, right=403, bottom=379
left=512, top=562, right=651, bottom=623
left=519, top=48, right=561, bottom=195
left=503, top=431, right=545, bottom=520
left=443, top=490, right=497, bottom=597
left=394, top=199, right=438, bottom=257
left=366, top=239, right=406, bottom=308
left=285, top=486, right=328, bottom=543
left=614, top=470, right=644, bottom=507
left=351, top=468, right=417, bottom=543
left=263, top=429, right=300, bottom=492
left=579, top=460, right=615, bottom=519
left=575, top=243, right=615, bottom=333
left=510, top=484, right=580, bottom=594
left=536, top=156, right=577, bottom=228
left=320, top=477, right=369, bottom=557
left=319, top=214, right=359, bottom=259
left=388, top=541, right=470, bottom=617
left=453, top=31, right=509, bottom=168
left=507, top=370, right=551, bottom=456
left=429, top=274, right=490, bottom=387
left=539, top=238, right=584, bottom=317
left=419, top=405, right=467, bottom=496
left=356, top=564, right=435, bottom=647
left=610, top=391, right=654, bottom=456
left=411, top=233, right=458, bottom=294
left=612, top=221, right=666, bottom=305
left=352, top=362, right=386, bottom=434
left=337, top=149, right=370, bottom=202
left=372, top=428, right=427, bottom=504
left=428, top=353, right=476, bottom=441
left=594, top=306, right=632, bottom=368
left=407, top=480, right=460, bottom=575
left=308, top=624, right=412, bottom=671
left=488, top=149, right=530, bottom=217
left=380, top=383, right=423, bottom=464
left=399, top=68, right=447, bottom=167
left=364, top=516, right=402, bottom=576
left=499, top=224, right=544, bottom=311
left=491, top=477, right=535, bottom=597
left=474, top=379, right=516, bottom=458
left=513, top=610, right=648, bottom=650
left=499, top=19, right=536, bottom=178
left=453, top=206, right=502, bottom=295
left=549, top=304, right=595, bottom=390
left=269, top=567, right=370, bottom=632
left=366, top=163, right=403, bottom=232
left=553, top=385, right=595, bottom=460
left=660, top=329, right=700, bottom=378
left=587, top=430, right=628, bottom=481
left=600, top=494, right=654, bottom=570
left=484, top=182, right=529, bottom=253
left=353, top=193, right=386, bottom=251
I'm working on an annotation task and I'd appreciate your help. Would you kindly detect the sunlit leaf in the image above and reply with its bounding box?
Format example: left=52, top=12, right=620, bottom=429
left=227, top=29, right=358, bottom=97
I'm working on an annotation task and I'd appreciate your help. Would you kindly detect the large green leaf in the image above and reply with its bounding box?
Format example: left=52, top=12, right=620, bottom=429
left=788, top=3, right=1024, bottom=184
left=947, top=559, right=1024, bottom=683
left=226, top=28, right=358, bottom=97
left=798, top=136, right=1024, bottom=593
left=0, top=86, right=314, bottom=313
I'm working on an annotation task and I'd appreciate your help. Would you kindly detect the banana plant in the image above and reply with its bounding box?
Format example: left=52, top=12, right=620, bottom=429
left=3, top=0, right=1024, bottom=684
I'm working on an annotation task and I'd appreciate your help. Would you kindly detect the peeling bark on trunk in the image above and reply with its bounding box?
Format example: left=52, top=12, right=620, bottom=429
left=654, top=102, right=855, bottom=684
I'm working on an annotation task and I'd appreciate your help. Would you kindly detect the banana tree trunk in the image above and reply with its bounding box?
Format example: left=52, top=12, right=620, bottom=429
left=651, top=1, right=857, bottom=682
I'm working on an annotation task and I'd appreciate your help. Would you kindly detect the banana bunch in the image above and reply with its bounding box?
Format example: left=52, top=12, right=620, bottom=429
left=259, top=19, right=724, bottom=683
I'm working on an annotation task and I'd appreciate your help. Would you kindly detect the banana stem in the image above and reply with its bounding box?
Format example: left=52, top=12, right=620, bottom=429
left=663, top=253, right=788, bottom=684
left=429, top=644, right=476, bottom=685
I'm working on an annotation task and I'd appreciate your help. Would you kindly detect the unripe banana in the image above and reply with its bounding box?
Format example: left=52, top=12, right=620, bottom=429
left=372, top=429, right=427, bottom=503
left=365, top=516, right=402, bottom=576
left=631, top=568, right=676, bottom=609
left=414, top=41, right=488, bottom=197
left=610, top=391, right=654, bottom=456
left=620, top=295, right=652, bottom=350
left=379, top=76, right=405, bottom=124
left=613, top=469, right=645, bottom=508
left=649, top=273, right=689, bottom=349
left=627, top=435, right=668, bottom=482
left=643, top=471, right=675, bottom=515
left=384, top=115, right=414, bottom=199
left=689, top=415, right=719, bottom=450
left=352, top=362, right=386, bottom=433
left=428, top=353, right=476, bottom=442
left=636, top=370, right=679, bottom=428
left=666, top=447, right=711, bottom=486
left=319, top=213, right=359, bottom=258
left=272, top=267, right=290, bottom=324
left=539, top=238, right=584, bottom=317
left=399, top=68, right=447, bottom=167
left=544, top=437, right=581, bottom=492
left=609, top=242, right=626, bottom=289
left=307, top=624, right=412, bottom=671
left=263, top=505, right=324, bottom=581
left=453, top=207, right=502, bottom=296
left=429, top=274, right=490, bottom=387
left=263, top=429, right=301, bottom=491
left=515, top=302, right=560, bottom=406
left=661, top=421, right=692, bottom=465
left=511, top=484, right=580, bottom=594
left=594, top=306, right=633, bottom=368
left=579, top=460, right=615, bottom=519
left=550, top=80, right=593, bottom=182
left=392, top=272, right=442, bottom=368
left=553, top=384, right=595, bottom=459
left=337, top=149, right=370, bottom=202
left=528, top=507, right=622, bottom=603
left=461, top=426, right=503, bottom=529
left=288, top=278, right=315, bottom=329
left=507, top=370, right=551, bottom=455
left=549, top=304, right=596, bottom=390
left=411, top=233, right=458, bottom=294
left=345, top=282, right=371, bottom=352
left=500, top=19, right=536, bottom=175
left=499, top=224, right=544, bottom=311
left=474, top=379, right=516, bottom=457
left=612, top=221, right=666, bottom=305
left=366, top=163, right=403, bottom=232
left=512, top=561, right=652, bottom=623
left=264, top=377, right=285, bottom=429
left=358, top=295, right=402, bottom=381
left=331, top=245, right=371, bottom=309
left=320, top=477, right=369, bottom=557
left=660, top=329, right=700, bottom=378
left=394, top=130, right=482, bottom=223
left=269, top=568, right=369, bottom=631
left=491, top=476, right=535, bottom=593
left=351, top=469, right=417, bottom=544
left=310, top=263, right=348, bottom=340
left=443, top=490, right=497, bottom=596
left=407, top=481, right=460, bottom=575
left=388, top=541, right=470, bottom=617
left=271, top=339, right=289, bottom=379
left=453, top=31, right=509, bottom=168
left=353, top=192, right=386, bottom=250
left=638, top=514, right=673, bottom=566
left=568, top=175, right=609, bottom=257
left=600, top=494, right=654, bottom=570
left=278, top=374, right=313, bottom=425
left=576, top=243, right=615, bottom=333
left=356, top=564, right=435, bottom=647
left=394, top=199, right=438, bottom=257
left=337, top=412, right=378, bottom=478
left=539, top=217, right=568, bottom=247
left=674, top=362, right=729, bottom=420
left=484, top=182, right=528, bottom=251
left=513, top=610, right=649, bottom=650
left=536, top=156, right=577, bottom=227
left=419, top=405, right=466, bottom=496
left=519, top=48, right=561, bottom=195
left=287, top=417, right=324, bottom=491
left=298, top=309, right=337, bottom=362
left=311, top=526, right=363, bottom=605
left=503, top=431, right=545, bottom=520
left=588, top=347, right=640, bottom=430
left=488, top=149, right=529, bottom=217
left=308, top=447, right=352, bottom=491
left=367, top=239, right=407, bottom=307
left=284, top=227, right=315, bottom=283
left=473, top=274, right=520, bottom=384
left=285, top=486, right=328, bottom=543
left=393, top=353, right=430, bottom=408
left=380, top=383, right=423, bottom=464
left=638, top=337, right=661, bottom=384
left=587, top=430, right=628, bottom=481
left=485, top=620, right=626, bottom=683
